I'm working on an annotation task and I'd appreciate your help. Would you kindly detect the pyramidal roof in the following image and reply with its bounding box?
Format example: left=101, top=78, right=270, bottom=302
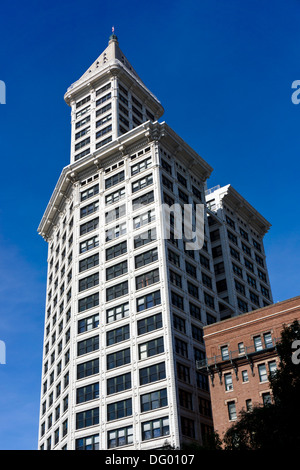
left=79, top=33, right=142, bottom=82
left=65, top=31, right=160, bottom=105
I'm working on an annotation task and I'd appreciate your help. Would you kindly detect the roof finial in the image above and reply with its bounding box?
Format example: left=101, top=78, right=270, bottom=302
left=109, top=26, right=118, bottom=44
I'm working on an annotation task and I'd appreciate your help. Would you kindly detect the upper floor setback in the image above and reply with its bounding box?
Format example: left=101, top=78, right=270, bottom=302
left=205, top=184, right=271, bottom=238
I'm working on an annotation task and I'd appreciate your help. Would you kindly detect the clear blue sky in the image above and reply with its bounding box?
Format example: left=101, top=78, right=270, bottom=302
left=0, top=0, right=299, bottom=450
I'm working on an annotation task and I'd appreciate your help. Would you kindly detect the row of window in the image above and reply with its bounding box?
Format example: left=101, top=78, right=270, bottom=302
left=220, top=332, right=275, bottom=361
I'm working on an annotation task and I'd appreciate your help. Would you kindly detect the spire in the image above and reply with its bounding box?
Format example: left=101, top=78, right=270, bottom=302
left=109, top=26, right=118, bottom=44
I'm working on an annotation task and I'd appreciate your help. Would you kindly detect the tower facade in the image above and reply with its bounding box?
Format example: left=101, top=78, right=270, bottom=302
left=37, top=35, right=273, bottom=450
left=205, top=185, right=273, bottom=320
left=38, top=34, right=218, bottom=450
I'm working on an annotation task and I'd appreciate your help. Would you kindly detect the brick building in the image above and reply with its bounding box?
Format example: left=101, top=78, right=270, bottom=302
left=197, top=295, right=300, bottom=439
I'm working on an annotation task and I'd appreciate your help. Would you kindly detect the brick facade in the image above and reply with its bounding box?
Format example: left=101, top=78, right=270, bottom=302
left=198, top=296, right=300, bottom=439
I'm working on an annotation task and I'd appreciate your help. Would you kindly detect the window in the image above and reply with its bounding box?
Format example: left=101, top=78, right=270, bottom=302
left=268, top=360, right=276, bottom=377
left=204, top=292, right=214, bottom=309
left=107, top=398, right=132, bottom=421
left=105, top=222, right=127, bottom=242
left=224, top=373, right=233, bottom=391
left=230, top=246, right=240, bottom=261
left=76, top=408, right=99, bottom=429
left=196, top=371, right=209, bottom=391
left=189, top=303, right=201, bottom=320
left=133, top=209, right=155, bottom=229
left=106, top=302, right=129, bottom=323
left=261, top=285, right=270, bottom=299
left=132, top=190, right=154, bottom=210
left=139, top=362, right=166, bottom=385
left=169, top=270, right=182, bottom=288
left=76, top=95, right=90, bottom=108
left=246, top=399, right=253, bottom=411
left=173, top=314, right=186, bottom=333
left=242, top=242, right=251, bottom=256
left=137, top=313, right=162, bottom=335
left=221, top=345, right=230, bottom=360
left=250, top=291, right=260, bottom=306
left=76, top=383, right=99, bottom=404
left=80, top=217, right=99, bottom=236
left=161, top=158, right=172, bottom=175
left=240, top=228, right=249, bottom=241
left=139, top=337, right=164, bottom=360
left=134, top=228, right=156, bottom=248
left=107, top=426, right=133, bottom=449
left=105, top=170, right=125, bottom=189
left=245, top=258, right=254, bottom=272
left=235, top=279, right=245, bottom=295
left=136, top=268, right=159, bottom=290
left=178, top=188, right=189, bottom=203
left=77, top=335, right=99, bottom=356
left=79, top=272, right=99, bottom=292
left=258, top=269, right=267, bottom=282
left=263, top=393, right=272, bottom=406
left=181, top=417, right=195, bottom=438
left=96, top=103, right=111, bottom=118
left=177, top=363, right=190, bottom=383
left=79, top=235, right=99, bottom=254
left=242, top=370, right=249, bottom=382
left=177, top=172, right=187, bottom=187
left=106, top=281, right=128, bottom=301
left=81, top=184, right=99, bottom=201
left=78, top=314, right=99, bottom=334
left=162, top=174, right=173, bottom=191
left=247, top=274, right=257, bottom=288
left=107, top=325, right=130, bottom=346
left=228, top=401, right=237, bottom=421
left=255, top=254, right=264, bottom=267
left=226, top=215, right=235, bottom=229
left=254, top=335, right=263, bottom=351
left=202, top=273, right=212, bottom=289
left=253, top=239, right=262, bottom=252
left=200, top=254, right=210, bottom=269
left=80, top=201, right=99, bottom=219
left=237, top=297, right=248, bottom=313
left=131, top=157, right=152, bottom=176
left=107, top=348, right=130, bottom=370
left=192, top=325, right=203, bottom=343
left=171, top=291, right=184, bottom=309
left=186, top=261, right=197, bottom=278
left=141, top=417, right=169, bottom=441
left=141, top=389, right=168, bottom=412
left=175, top=337, right=188, bottom=357
left=106, top=241, right=127, bottom=261
left=76, top=434, right=99, bottom=451
left=79, top=253, right=99, bottom=273
left=106, top=261, right=128, bottom=280
left=105, top=187, right=125, bottom=206
left=179, top=389, right=193, bottom=410
left=228, top=231, right=237, bottom=245
left=238, top=342, right=245, bottom=354
left=78, top=293, right=99, bottom=312
left=132, top=174, right=153, bottom=193
left=105, top=204, right=126, bottom=224
left=258, top=364, right=268, bottom=382
left=232, top=263, right=243, bottom=278
left=107, top=373, right=131, bottom=395
left=136, top=290, right=161, bottom=312
left=135, top=248, right=158, bottom=269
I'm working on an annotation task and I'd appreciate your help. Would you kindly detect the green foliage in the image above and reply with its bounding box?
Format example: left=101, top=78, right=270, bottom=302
left=223, top=320, right=300, bottom=450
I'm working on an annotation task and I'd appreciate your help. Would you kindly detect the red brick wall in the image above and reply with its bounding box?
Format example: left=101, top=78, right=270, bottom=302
left=203, top=296, right=300, bottom=438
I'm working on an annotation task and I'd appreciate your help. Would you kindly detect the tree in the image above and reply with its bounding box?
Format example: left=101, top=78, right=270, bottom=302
left=223, top=320, right=300, bottom=450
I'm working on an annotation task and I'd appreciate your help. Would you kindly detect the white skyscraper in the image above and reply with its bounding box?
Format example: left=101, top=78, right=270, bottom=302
left=37, top=34, right=273, bottom=450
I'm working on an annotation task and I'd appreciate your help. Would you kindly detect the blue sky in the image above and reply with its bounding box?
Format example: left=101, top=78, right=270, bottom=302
left=0, top=0, right=299, bottom=450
